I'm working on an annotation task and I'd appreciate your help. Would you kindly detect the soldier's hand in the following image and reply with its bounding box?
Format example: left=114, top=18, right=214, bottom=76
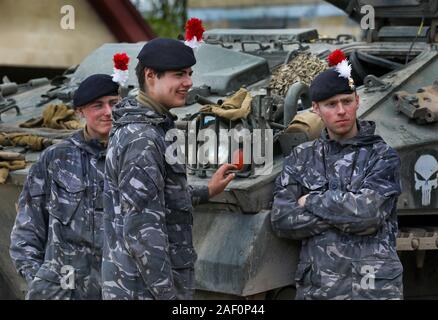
left=208, top=164, right=237, bottom=198
left=298, top=194, right=309, bottom=207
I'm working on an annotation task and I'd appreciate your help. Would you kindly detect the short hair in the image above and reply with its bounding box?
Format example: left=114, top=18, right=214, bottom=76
left=135, top=61, right=164, bottom=92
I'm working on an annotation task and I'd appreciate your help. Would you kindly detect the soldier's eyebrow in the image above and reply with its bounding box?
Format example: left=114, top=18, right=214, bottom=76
left=87, top=102, right=100, bottom=108
left=176, top=69, right=193, bottom=76
left=172, top=70, right=185, bottom=76
left=325, top=99, right=338, bottom=105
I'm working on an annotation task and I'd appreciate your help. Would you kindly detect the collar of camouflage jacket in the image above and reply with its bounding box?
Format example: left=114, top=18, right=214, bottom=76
left=83, top=126, right=108, bottom=148
left=136, top=90, right=177, bottom=121
left=320, top=120, right=382, bottom=146
left=68, top=130, right=107, bottom=156
left=111, top=97, right=175, bottom=131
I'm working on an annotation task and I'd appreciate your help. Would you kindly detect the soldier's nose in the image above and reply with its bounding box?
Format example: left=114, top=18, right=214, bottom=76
left=336, top=103, right=347, bottom=114
left=103, top=103, right=113, bottom=114
left=182, top=76, right=193, bottom=88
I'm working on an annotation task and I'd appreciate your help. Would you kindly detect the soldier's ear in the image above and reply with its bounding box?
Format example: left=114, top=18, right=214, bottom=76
left=144, top=68, right=157, bottom=90
left=75, top=107, right=85, bottom=118
left=312, top=102, right=320, bottom=116
left=145, top=68, right=156, bottom=80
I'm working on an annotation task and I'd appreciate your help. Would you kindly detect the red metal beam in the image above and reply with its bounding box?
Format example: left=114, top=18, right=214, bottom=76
left=87, top=0, right=156, bottom=42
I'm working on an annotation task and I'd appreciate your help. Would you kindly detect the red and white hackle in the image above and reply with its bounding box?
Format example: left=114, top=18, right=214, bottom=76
left=327, top=49, right=352, bottom=80
left=184, top=18, right=205, bottom=49
left=111, top=52, right=130, bottom=87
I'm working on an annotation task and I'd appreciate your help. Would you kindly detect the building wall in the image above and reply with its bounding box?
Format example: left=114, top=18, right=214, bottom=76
left=0, top=0, right=117, bottom=68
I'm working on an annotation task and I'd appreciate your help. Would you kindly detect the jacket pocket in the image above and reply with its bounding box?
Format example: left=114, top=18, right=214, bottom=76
left=49, top=169, right=85, bottom=225
left=27, top=265, right=73, bottom=300
left=169, top=244, right=197, bottom=270
left=295, top=262, right=347, bottom=300
left=352, top=259, right=403, bottom=300
left=34, top=265, right=62, bottom=284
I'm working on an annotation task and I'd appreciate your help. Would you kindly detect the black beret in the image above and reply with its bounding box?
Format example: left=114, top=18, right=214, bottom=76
left=73, top=74, right=119, bottom=108
left=310, top=68, right=355, bottom=102
left=137, top=38, right=196, bottom=71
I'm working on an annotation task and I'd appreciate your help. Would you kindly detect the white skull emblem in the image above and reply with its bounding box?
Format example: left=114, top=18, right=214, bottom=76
left=414, top=154, right=438, bottom=206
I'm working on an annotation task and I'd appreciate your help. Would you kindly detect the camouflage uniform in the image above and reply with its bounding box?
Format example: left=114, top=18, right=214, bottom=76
left=10, top=131, right=106, bottom=300
left=271, top=120, right=403, bottom=300
left=102, top=97, right=209, bottom=300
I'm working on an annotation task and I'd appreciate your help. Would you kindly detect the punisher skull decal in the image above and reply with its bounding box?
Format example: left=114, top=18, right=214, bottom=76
left=414, top=154, right=438, bottom=206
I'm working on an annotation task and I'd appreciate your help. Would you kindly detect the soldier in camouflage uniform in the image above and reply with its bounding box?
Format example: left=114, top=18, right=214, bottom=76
left=271, top=53, right=403, bottom=300
left=102, top=38, right=235, bottom=300
left=10, top=74, right=119, bottom=299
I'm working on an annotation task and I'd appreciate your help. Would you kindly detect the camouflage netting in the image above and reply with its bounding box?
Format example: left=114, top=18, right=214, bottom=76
left=269, top=52, right=328, bottom=96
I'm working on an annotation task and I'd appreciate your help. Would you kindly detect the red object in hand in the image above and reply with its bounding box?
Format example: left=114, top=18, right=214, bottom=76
left=113, top=53, right=130, bottom=71
left=327, top=49, right=346, bottom=67
left=185, top=18, right=205, bottom=41
left=232, top=149, right=244, bottom=170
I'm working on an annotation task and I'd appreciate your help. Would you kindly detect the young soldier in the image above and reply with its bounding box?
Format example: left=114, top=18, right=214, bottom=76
left=102, top=38, right=236, bottom=300
left=271, top=52, right=403, bottom=300
left=10, top=74, right=119, bottom=299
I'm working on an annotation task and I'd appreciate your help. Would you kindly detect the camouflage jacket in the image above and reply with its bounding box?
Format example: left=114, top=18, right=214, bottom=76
left=271, top=120, right=403, bottom=300
left=102, top=98, right=209, bottom=300
left=10, top=131, right=106, bottom=300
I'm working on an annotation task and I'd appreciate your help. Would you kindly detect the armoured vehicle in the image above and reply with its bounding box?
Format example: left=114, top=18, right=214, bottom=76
left=1, top=0, right=438, bottom=299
